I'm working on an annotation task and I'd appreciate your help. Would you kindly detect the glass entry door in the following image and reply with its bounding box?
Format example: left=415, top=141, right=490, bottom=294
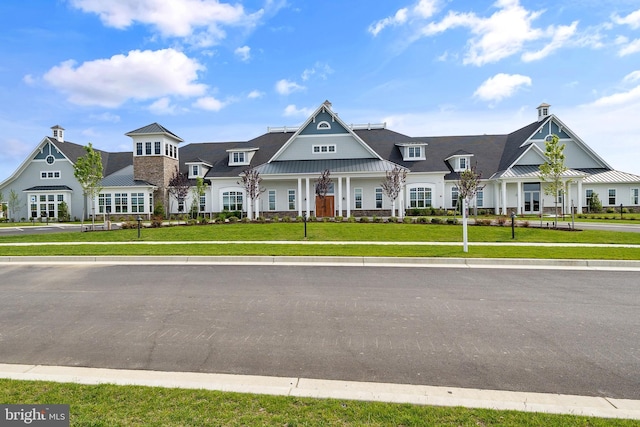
left=523, top=183, right=540, bottom=213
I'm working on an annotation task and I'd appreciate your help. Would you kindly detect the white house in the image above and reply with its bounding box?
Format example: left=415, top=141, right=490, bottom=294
left=1, top=101, right=639, bottom=221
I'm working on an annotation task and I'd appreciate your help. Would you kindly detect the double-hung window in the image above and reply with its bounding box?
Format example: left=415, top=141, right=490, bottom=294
left=268, top=190, right=276, bottom=211
left=609, top=189, right=616, bottom=205
left=288, top=190, right=296, bottom=210
left=354, top=188, right=363, bottom=209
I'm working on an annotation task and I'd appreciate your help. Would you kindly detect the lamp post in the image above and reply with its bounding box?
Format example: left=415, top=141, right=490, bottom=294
left=303, top=214, right=307, bottom=238
left=511, top=211, right=516, bottom=239
left=620, top=203, right=624, bottom=220
left=136, top=215, right=142, bottom=239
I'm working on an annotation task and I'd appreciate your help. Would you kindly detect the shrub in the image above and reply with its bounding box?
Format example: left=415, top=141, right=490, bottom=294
left=150, top=216, right=163, bottom=228
left=606, top=207, right=615, bottom=213
left=446, top=210, right=455, bottom=216
left=240, top=217, right=250, bottom=223
left=335, top=216, right=343, bottom=222
left=228, top=216, right=239, bottom=223
left=309, top=216, right=317, bottom=222
left=474, top=218, right=491, bottom=226
left=446, top=217, right=458, bottom=225
left=521, top=220, right=530, bottom=228
left=387, top=216, right=398, bottom=223
left=402, top=216, right=413, bottom=224
left=347, top=216, right=356, bottom=223
left=431, top=217, right=442, bottom=224
left=282, top=216, right=292, bottom=223
left=373, top=216, right=384, bottom=223
left=417, top=216, right=429, bottom=224
left=359, top=216, right=370, bottom=223
left=153, top=204, right=165, bottom=218
left=495, top=217, right=507, bottom=226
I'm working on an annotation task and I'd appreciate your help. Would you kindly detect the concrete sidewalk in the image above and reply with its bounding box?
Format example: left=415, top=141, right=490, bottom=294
left=1, top=254, right=640, bottom=271
left=1, top=363, right=638, bottom=420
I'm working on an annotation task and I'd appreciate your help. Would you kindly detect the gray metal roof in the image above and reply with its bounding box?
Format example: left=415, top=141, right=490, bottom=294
left=493, top=165, right=587, bottom=179
left=125, top=122, right=183, bottom=142
left=100, top=174, right=155, bottom=187
left=253, top=158, right=405, bottom=175
left=24, top=185, right=73, bottom=191
left=580, top=168, right=640, bottom=184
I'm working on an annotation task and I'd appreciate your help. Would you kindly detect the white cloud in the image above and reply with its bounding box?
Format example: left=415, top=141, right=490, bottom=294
left=369, top=8, right=409, bottom=36
left=70, top=0, right=262, bottom=46
left=42, top=49, right=207, bottom=108
left=522, top=21, right=578, bottom=62
left=612, top=9, right=640, bottom=29
left=193, top=96, right=226, bottom=111
left=149, top=97, right=178, bottom=115
left=301, top=62, right=334, bottom=81
left=23, top=74, right=36, bottom=85
left=234, top=45, right=251, bottom=62
left=275, top=79, right=305, bottom=95
left=247, top=90, right=264, bottom=99
left=474, top=73, right=532, bottom=102
left=618, top=38, right=640, bottom=56
left=623, top=70, right=640, bottom=83
left=369, top=0, right=440, bottom=36
left=89, top=112, right=121, bottom=123
left=283, top=104, right=314, bottom=117
left=585, top=85, right=640, bottom=108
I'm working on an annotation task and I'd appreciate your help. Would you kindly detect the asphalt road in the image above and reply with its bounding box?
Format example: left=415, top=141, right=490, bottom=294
left=0, top=264, right=638, bottom=399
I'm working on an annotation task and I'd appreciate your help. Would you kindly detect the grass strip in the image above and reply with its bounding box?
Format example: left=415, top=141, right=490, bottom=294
left=0, top=379, right=633, bottom=427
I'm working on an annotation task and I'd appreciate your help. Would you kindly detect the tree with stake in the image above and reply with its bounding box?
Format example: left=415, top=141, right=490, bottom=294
left=539, top=134, right=567, bottom=228
left=457, top=165, right=484, bottom=252
left=168, top=166, right=190, bottom=221
left=314, top=169, right=332, bottom=217
left=73, top=143, right=103, bottom=231
left=192, top=176, right=208, bottom=219
left=239, top=167, right=264, bottom=220
left=8, top=189, right=22, bottom=223
left=381, top=165, right=407, bottom=219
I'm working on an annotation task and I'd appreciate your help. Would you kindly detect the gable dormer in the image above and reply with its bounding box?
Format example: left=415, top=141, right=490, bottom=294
left=51, top=125, right=65, bottom=143
left=185, top=158, right=212, bottom=178
left=227, top=147, right=258, bottom=166
left=446, top=151, right=474, bottom=172
left=396, top=142, right=427, bottom=161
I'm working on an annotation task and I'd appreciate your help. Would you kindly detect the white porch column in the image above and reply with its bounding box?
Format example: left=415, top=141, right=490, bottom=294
left=517, top=181, right=522, bottom=215
left=305, top=177, right=310, bottom=217
left=338, top=176, right=343, bottom=216
left=577, top=179, right=583, bottom=214
left=494, top=182, right=500, bottom=214
left=346, top=176, right=351, bottom=218
left=398, top=185, right=405, bottom=219
left=297, top=178, right=302, bottom=217
left=501, top=180, right=507, bottom=215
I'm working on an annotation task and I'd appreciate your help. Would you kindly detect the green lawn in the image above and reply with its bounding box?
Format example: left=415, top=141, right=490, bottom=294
left=0, top=379, right=633, bottom=427
left=1, top=222, right=639, bottom=259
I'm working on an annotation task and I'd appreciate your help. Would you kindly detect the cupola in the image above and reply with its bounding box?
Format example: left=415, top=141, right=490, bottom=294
left=537, top=103, right=550, bottom=122
left=51, top=125, right=65, bottom=143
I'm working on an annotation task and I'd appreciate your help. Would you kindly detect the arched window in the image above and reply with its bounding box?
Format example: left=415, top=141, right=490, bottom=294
left=317, top=121, right=331, bottom=130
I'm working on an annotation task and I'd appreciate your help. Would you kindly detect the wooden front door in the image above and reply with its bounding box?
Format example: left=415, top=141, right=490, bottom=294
left=315, top=195, right=334, bottom=217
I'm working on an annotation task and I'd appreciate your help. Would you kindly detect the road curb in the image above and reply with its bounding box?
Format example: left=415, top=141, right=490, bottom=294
left=0, top=364, right=638, bottom=420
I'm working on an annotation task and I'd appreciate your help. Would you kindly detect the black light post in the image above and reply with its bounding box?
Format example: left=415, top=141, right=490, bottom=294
left=620, top=203, right=624, bottom=220
left=303, top=214, right=307, bottom=238
left=511, top=211, right=516, bottom=239
left=136, top=215, right=142, bottom=239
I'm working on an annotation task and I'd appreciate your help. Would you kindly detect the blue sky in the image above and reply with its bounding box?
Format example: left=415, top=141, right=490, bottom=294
left=2, top=0, right=640, bottom=182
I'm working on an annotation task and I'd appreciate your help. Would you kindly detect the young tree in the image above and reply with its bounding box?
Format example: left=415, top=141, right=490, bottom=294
left=456, top=165, right=484, bottom=252
left=168, top=166, right=190, bottom=219
left=191, top=176, right=208, bottom=219
left=8, top=189, right=22, bottom=222
left=539, top=134, right=567, bottom=228
left=381, top=166, right=407, bottom=218
left=314, top=169, right=332, bottom=217
left=0, top=191, right=5, bottom=220
left=239, top=167, right=265, bottom=220
left=73, top=143, right=103, bottom=230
